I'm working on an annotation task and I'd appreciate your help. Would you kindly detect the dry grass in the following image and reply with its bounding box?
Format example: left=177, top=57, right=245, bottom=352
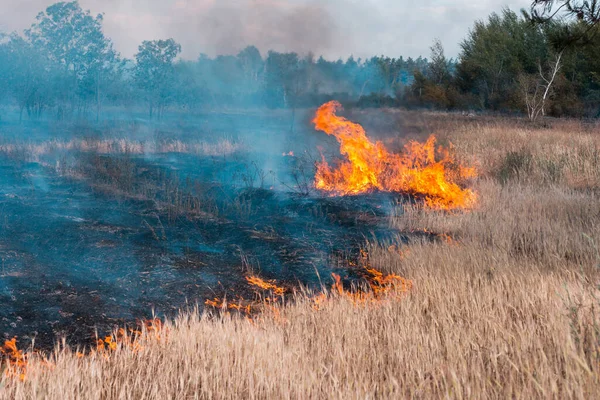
left=0, top=137, right=244, bottom=160
left=2, top=113, right=600, bottom=399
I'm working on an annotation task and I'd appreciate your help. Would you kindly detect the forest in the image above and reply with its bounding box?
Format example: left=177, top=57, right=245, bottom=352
left=1, top=1, right=599, bottom=122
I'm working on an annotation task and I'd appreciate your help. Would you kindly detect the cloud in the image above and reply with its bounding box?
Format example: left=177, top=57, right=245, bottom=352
left=0, top=0, right=532, bottom=60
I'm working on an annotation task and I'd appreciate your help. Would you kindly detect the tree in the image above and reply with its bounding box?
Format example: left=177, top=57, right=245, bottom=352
left=457, top=9, right=549, bottom=110
left=518, top=51, right=564, bottom=121
left=26, top=1, right=117, bottom=119
left=237, top=46, right=264, bottom=96
left=264, top=51, right=300, bottom=108
left=428, top=39, right=451, bottom=85
left=134, top=39, right=181, bottom=119
left=172, top=60, right=206, bottom=111
left=531, top=1, right=600, bottom=25
left=3, top=34, right=57, bottom=122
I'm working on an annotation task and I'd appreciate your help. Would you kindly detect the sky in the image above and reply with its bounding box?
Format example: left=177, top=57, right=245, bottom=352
left=0, top=0, right=533, bottom=61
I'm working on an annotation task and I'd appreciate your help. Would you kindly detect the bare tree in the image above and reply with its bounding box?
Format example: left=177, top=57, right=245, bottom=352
left=518, top=51, right=563, bottom=122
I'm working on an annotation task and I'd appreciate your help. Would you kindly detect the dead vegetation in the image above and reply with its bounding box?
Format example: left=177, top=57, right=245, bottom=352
left=0, top=137, right=244, bottom=161
left=2, top=112, right=600, bottom=399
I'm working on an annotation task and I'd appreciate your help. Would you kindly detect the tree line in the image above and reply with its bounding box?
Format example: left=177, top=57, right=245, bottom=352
left=0, top=1, right=599, bottom=122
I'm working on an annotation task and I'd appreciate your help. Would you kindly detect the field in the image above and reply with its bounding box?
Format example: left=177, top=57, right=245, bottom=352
left=1, top=108, right=600, bottom=399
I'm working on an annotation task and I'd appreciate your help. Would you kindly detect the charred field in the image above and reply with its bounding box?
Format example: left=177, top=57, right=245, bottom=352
left=0, top=107, right=445, bottom=349
left=2, top=107, right=600, bottom=398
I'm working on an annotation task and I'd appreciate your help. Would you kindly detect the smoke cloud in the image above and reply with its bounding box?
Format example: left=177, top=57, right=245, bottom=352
left=1, top=0, right=532, bottom=60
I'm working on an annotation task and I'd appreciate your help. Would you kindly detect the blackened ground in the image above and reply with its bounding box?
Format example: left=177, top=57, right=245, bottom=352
left=0, top=149, right=437, bottom=351
left=0, top=109, right=441, bottom=351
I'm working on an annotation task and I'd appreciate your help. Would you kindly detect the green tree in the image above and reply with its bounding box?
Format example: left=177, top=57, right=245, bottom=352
left=134, top=39, right=181, bottom=119
left=3, top=34, right=57, bottom=122
left=428, top=39, right=451, bottom=85
left=26, top=1, right=117, bottom=119
left=264, top=51, right=299, bottom=108
left=237, top=46, right=264, bottom=96
left=457, top=9, right=548, bottom=110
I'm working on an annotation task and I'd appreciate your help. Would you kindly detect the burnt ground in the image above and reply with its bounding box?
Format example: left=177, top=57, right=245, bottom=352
left=0, top=112, right=441, bottom=350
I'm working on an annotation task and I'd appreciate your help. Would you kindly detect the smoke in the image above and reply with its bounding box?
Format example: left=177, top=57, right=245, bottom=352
left=0, top=0, right=536, bottom=61
left=172, top=0, right=337, bottom=59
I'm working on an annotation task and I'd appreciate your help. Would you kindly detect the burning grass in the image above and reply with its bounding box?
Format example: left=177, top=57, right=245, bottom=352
left=203, top=268, right=412, bottom=316
left=2, top=111, right=600, bottom=398
left=2, top=265, right=598, bottom=399
left=3, top=267, right=412, bottom=386
left=313, top=101, right=477, bottom=210
left=1, top=339, right=27, bottom=382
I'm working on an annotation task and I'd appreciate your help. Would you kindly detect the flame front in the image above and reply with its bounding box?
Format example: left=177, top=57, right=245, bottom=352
left=313, top=101, right=477, bottom=210
left=246, top=276, right=286, bottom=297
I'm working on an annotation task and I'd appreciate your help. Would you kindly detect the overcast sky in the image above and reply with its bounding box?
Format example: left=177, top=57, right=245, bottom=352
left=0, top=0, right=532, bottom=60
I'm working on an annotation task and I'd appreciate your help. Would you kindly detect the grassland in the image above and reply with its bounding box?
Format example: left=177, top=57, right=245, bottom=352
left=2, top=111, right=600, bottom=399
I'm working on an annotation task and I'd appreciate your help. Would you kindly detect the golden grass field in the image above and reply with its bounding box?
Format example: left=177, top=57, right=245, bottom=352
left=2, top=112, right=600, bottom=399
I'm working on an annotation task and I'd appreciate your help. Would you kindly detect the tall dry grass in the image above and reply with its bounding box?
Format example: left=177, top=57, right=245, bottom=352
left=0, top=137, right=244, bottom=161
left=2, top=113, right=600, bottom=399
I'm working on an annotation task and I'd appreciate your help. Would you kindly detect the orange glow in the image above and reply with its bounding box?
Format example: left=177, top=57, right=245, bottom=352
left=4, top=265, right=411, bottom=381
left=92, top=318, right=166, bottom=358
left=205, top=275, right=287, bottom=317
left=363, top=267, right=413, bottom=296
left=331, top=273, right=344, bottom=295
left=312, top=263, right=413, bottom=309
left=1, top=338, right=27, bottom=381
left=205, top=297, right=252, bottom=315
left=246, top=275, right=286, bottom=297
left=313, top=101, right=477, bottom=210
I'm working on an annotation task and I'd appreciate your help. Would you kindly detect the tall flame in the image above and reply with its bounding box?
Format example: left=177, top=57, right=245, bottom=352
left=313, top=101, right=477, bottom=210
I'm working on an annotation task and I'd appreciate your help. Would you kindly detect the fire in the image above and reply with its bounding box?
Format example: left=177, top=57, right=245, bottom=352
left=312, top=268, right=412, bottom=309
left=3, top=264, right=411, bottom=381
left=313, top=101, right=477, bottom=210
left=1, top=338, right=27, bottom=381
left=312, top=249, right=413, bottom=308
left=246, top=275, right=286, bottom=297
left=362, top=267, right=413, bottom=296
left=93, top=318, right=165, bottom=357
left=205, top=297, right=252, bottom=315
left=206, top=269, right=411, bottom=315
left=205, top=275, right=288, bottom=316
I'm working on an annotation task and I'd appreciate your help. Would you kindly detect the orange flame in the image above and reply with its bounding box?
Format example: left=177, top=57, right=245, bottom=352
left=313, top=101, right=477, bottom=210
left=246, top=276, right=286, bottom=297
left=205, top=297, right=252, bottom=315
left=362, top=267, right=413, bottom=296
left=1, top=338, right=27, bottom=381
left=92, top=318, right=165, bottom=358
left=205, top=275, right=288, bottom=317
left=3, top=265, right=410, bottom=381
left=312, top=263, right=413, bottom=310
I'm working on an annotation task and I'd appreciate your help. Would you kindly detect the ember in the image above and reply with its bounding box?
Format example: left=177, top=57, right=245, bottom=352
left=313, top=101, right=477, bottom=210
